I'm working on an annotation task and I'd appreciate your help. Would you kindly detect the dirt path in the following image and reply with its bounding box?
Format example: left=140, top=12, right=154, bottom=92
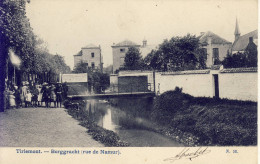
left=0, top=107, right=103, bottom=147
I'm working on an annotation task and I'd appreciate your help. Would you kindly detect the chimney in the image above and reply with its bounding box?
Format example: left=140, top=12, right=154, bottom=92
left=143, top=39, right=147, bottom=47
left=249, top=37, right=253, bottom=43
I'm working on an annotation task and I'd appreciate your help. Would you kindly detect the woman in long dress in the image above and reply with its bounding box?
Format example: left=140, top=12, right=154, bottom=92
left=8, top=89, right=16, bottom=109
left=50, top=84, right=56, bottom=108
left=37, top=85, right=43, bottom=106
left=41, top=83, right=49, bottom=108
left=20, top=82, right=28, bottom=108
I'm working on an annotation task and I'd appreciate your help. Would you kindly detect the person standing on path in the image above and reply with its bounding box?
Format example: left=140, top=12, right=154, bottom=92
left=55, top=83, right=63, bottom=108
left=50, top=84, right=56, bottom=108
left=37, top=84, right=43, bottom=107
left=20, top=82, right=28, bottom=108
left=41, top=83, right=49, bottom=108
left=14, top=86, right=21, bottom=108
left=25, top=90, right=32, bottom=107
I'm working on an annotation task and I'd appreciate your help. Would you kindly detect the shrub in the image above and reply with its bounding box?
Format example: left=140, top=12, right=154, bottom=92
left=151, top=87, right=193, bottom=124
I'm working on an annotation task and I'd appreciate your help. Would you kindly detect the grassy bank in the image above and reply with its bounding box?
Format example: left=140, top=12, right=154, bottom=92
left=63, top=100, right=129, bottom=147
left=151, top=88, right=257, bottom=146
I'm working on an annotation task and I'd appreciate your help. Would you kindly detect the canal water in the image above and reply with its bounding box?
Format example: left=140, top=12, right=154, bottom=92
left=85, top=98, right=184, bottom=147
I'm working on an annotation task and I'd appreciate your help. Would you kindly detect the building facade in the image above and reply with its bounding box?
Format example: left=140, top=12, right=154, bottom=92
left=232, top=19, right=258, bottom=53
left=112, top=39, right=157, bottom=73
left=199, top=31, right=232, bottom=67
left=111, top=40, right=141, bottom=73
left=74, top=44, right=103, bottom=71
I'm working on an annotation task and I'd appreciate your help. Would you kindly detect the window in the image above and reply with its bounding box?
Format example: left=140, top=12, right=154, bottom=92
left=91, top=62, right=95, bottom=69
left=91, top=52, right=94, bottom=58
left=213, top=48, right=219, bottom=65
left=202, top=48, right=207, bottom=60
left=120, top=48, right=125, bottom=53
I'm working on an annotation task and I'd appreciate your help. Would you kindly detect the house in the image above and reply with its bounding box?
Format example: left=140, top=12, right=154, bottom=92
left=112, top=40, right=140, bottom=73
left=112, top=39, right=157, bottom=73
left=73, top=44, right=103, bottom=71
left=198, top=31, right=232, bottom=67
left=232, top=19, right=258, bottom=53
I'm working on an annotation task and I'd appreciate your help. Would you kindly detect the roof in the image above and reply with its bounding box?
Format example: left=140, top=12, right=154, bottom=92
left=73, top=50, right=82, bottom=56
left=161, top=69, right=210, bottom=75
left=199, top=31, right=232, bottom=45
left=112, top=39, right=140, bottom=47
left=232, top=30, right=258, bottom=52
left=140, top=45, right=158, bottom=57
left=220, top=67, right=257, bottom=73
left=82, top=44, right=100, bottom=49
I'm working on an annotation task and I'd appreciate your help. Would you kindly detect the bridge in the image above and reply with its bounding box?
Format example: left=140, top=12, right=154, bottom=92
left=67, top=91, right=155, bottom=100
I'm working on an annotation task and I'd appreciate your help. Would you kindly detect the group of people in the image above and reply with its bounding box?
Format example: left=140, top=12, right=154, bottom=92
left=5, top=81, right=68, bottom=109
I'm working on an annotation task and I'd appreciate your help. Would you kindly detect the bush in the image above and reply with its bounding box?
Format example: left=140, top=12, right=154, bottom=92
left=151, top=87, right=193, bottom=124
left=150, top=87, right=257, bottom=146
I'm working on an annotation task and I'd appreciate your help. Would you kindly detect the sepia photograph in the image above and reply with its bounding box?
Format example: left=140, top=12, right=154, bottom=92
left=0, top=0, right=258, bottom=163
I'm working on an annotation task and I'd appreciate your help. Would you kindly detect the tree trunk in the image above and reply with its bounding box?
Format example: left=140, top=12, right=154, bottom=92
left=0, top=40, right=8, bottom=112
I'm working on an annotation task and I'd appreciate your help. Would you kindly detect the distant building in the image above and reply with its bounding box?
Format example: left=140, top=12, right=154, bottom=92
left=111, top=40, right=140, bottom=73
left=74, top=44, right=103, bottom=71
left=112, top=39, right=157, bottom=73
left=232, top=19, right=258, bottom=53
left=198, top=31, right=232, bottom=67
left=140, top=39, right=158, bottom=58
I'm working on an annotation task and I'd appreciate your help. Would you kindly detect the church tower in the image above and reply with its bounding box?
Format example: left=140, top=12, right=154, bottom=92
left=234, top=18, right=241, bottom=41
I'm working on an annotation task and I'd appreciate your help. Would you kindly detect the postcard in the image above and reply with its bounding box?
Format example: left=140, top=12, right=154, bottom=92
left=0, top=0, right=258, bottom=163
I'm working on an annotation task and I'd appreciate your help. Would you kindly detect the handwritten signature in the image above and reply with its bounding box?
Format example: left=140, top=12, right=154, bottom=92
left=163, top=147, right=211, bottom=162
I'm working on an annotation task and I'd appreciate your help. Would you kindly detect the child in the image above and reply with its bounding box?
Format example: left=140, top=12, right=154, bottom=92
left=25, top=90, right=32, bottom=107
left=8, top=89, right=16, bottom=109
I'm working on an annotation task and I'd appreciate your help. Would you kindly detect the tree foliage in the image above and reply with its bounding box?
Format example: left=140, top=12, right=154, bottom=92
left=144, top=34, right=207, bottom=71
left=73, top=62, right=110, bottom=93
left=222, top=43, right=257, bottom=68
left=0, top=0, right=36, bottom=72
left=123, top=47, right=143, bottom=70
left=73, top=61, right=91, bottom=74
left=0, top=0, right=70, bottom=75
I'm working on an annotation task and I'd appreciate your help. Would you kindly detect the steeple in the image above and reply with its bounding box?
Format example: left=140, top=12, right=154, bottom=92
left=234, top=18, right=241, bottom=41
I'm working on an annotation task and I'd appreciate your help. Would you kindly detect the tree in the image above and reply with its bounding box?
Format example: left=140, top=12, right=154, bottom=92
left=0, top=0, right=36, bottom=111
left=222, top=52, right=247, bottom=68
left=143, top=50, right=164, bottom=70
left=73, top=61, right=92, bottom=73
left=123, top=46, right=143, bottom=70
left=143, top=34, right=207, bottom=71
left=222, top=50, right=257, bottom=68
left=244, top=41, right=257, bottom=67
left=103, top=65, right=113, bottom=74
left=73, top=61, right=110, bottom=93
left=88, top=72, right=110, bottom=93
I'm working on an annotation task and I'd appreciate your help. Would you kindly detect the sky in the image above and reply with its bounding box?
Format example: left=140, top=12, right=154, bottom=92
left=26, top=0, right=258, bottom=69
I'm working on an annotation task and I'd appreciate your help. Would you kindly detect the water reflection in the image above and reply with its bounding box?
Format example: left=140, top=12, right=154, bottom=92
left=85, top=99, right=184, bottom=147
